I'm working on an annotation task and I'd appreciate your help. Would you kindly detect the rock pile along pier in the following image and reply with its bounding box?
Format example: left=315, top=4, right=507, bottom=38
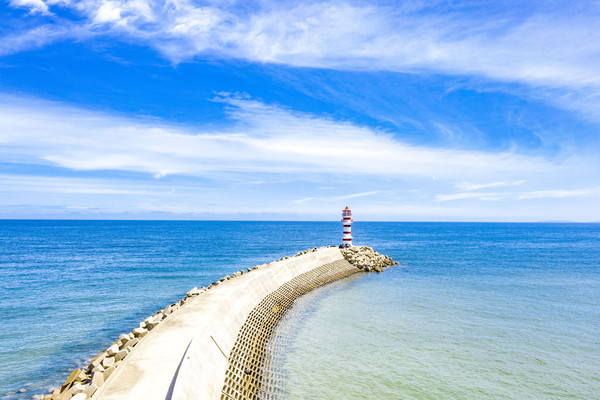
left=41, top=246, right=398, bottom=400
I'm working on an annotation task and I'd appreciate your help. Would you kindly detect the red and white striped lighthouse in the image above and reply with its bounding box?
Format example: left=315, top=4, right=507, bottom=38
left=341, top=206, right=353, bottom=246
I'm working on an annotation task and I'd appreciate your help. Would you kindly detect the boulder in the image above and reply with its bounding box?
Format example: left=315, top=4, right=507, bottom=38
left=68, top=383, right=85, bottom=395
left=119, top=334, right=130, bottom=346
left=115, top=349, right=128, bottom=361
left=106, top=344, right=119, bottom=357
left=91, top=364, right=104, bottom=374
left=71, top=393, right=87, bottom=400
left=132, top=328, right=148, bottom=338
left=61, top=369, right=82, bottom=391
left=103, top=366, right=115, bottom=381
left=91, top=371, right=104, bottom=387
left=87, top=353, right=106, bottom=371
left=56, top=390, right=72, bottom=400
left=83, top=383, right=98, bottom=398
left=101, top=356, right=114, bottom=368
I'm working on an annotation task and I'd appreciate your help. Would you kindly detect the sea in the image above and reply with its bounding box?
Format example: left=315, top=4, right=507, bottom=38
left=0, top=221, right=598, bottom=399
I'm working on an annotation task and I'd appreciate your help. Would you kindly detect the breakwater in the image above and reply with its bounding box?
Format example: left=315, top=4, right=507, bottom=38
left=40, top=246, right=397, bottom=400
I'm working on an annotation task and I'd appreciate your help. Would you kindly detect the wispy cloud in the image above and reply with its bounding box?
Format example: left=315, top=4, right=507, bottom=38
left=436, top=188, right=596, bottom=202
left=4, top=0, right=600, bottom=95
left=0, top=93, right=561, bottom=180
left=454, top=180, right=527, bottom=191
left=1, top=93, right=599, bottom=220
left=517, top=189, right=593, bottom=200
left=293, top=191, right=380, bottom=204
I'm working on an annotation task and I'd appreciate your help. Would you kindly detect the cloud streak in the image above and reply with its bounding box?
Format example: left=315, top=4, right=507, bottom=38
left=1, top=93, right=598, bottom=220
left=4, top=0, right=600, bottom=95
left=0, top=93, right=562, bottom=181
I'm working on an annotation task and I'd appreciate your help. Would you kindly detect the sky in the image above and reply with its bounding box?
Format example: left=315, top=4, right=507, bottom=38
left=1, top=0, right=599, bottom=221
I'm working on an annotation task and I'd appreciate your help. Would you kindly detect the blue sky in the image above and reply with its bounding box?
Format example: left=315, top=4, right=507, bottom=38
left=1, top=0, right=599, bottom=221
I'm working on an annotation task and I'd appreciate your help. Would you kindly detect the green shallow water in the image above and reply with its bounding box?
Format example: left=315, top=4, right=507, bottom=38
left=270, top=224, right=600, bottom=399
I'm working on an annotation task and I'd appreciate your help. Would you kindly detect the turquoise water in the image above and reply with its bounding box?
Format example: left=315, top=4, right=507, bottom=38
left=273, top=223, right=600, bottom=399
left=1, top=221, right=599, bottom=399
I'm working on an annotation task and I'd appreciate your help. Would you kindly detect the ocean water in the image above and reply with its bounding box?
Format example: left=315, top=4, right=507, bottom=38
left=271, top=223, right=600, bottom=399
left=0, top=221, right=598, bottom=399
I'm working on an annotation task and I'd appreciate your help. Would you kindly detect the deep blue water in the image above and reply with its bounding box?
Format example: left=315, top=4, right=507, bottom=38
left=0, top=221, right=599, bottom=399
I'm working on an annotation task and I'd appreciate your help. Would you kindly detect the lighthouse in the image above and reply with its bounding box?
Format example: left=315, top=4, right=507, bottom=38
left=341, top=206, right=353, bottom=247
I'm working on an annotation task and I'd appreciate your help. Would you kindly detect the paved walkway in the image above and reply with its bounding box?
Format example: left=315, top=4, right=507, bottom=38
left=93, top=247, right=344, bottom=400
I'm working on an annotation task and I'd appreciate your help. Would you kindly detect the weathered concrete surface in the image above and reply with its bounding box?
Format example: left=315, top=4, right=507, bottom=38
left=93, top=247, right=345, bottom=400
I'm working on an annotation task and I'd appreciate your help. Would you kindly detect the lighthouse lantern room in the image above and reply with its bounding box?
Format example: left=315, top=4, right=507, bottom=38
left=341, top=206, right=353, bottom=247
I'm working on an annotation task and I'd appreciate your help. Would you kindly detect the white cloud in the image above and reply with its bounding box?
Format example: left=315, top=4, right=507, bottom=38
left=454, top=180, right=527, bottom=191
left=293, top=191, right=380, bottom=204
left=1, top=93, right=599, bottom=220
left=0, top=174, right=157, bottom=195
left=5, top=1, right=600, bottom=94
left=9, top=0, right=50, bottom=14
left=436, top=188, right=596, bottom=202
left=0, top=94, right=562, bottom=181
left=517, top=189, right=593, bottom=200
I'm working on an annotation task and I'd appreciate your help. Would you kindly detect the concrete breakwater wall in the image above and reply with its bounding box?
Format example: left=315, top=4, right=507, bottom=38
left=41, top=246, right=397, bottom=400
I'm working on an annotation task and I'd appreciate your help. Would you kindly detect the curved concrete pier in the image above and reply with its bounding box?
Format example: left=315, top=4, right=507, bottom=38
left=93, top=247, right=352, bottom=400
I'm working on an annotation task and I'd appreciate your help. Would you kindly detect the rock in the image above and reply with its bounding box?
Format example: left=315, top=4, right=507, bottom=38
left=101, top=356, right=114, bottom=368
left=341, top=246, right=398, bottom=272
left=91, top=364, right=104, bottom=374
left=33, top=395, right=44, bottom=400
left=87, top=353, right=106, bottom=371
left=146, top=320, right=160, bottom=331
left=186, top=287, right=200, bottom=296
left=115, top=349, right=128, bottom=361
left=106, top=344, right=119, bottom=357
left=56, top=390, right=72, bottom=400
left=91, top=371, right=104, bottom=387
left=83, top=384, right=98, bottom=398
left=76, top=370, right=87, bottom=382
left=68, top=383, right=85, bottom=395
left=19, top=388, right=27, bottom=393
left=126, top=338, right=139, bottom=348
left=119, top=334, right=130, bottom=346
left=132, top=327, right=148, bottom=338
left=52, top=388, right=61, bottom=395
left=71, top=394, right=87, bottom=400
left=103, top=366, right=115, bottom=381
left=61, top=369, right=82, bottom=391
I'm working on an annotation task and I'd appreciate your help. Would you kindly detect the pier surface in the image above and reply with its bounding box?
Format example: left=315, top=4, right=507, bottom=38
left=93, top=247, right=351, bottom=400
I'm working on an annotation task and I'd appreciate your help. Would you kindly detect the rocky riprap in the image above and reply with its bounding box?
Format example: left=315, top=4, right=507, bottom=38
left=341, top=246, right=399, bottom=272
